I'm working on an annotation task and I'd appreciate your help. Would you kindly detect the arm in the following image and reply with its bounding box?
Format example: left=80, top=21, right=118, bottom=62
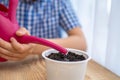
left=49, top=27, right=87, bottom=51
left=31, top=27, right=87, bottom=55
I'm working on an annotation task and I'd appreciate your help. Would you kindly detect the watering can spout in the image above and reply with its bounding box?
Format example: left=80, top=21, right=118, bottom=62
left=16, top=35, right=68, bottom=54
left=0, top=0, right=67, bottom=62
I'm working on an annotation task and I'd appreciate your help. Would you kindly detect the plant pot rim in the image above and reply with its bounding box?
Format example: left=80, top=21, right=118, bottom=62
left=42, top=48, right=91, bottom=64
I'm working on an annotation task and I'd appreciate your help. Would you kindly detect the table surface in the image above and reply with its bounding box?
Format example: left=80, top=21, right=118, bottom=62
left=42, top=60, right=120, bottom=80
left=84, top=60, right=120, bottom=80
left=0, top=59, right=119, bottom=80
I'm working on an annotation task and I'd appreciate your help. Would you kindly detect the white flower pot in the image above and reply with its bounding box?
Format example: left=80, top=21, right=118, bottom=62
left=42, top=48, right=91, bottom=80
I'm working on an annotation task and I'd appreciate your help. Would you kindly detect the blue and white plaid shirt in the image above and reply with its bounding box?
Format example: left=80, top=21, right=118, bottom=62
left=0, top=0, right=80, bottom=38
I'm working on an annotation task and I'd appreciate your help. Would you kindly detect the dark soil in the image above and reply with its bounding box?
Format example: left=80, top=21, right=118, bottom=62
left=47, top=51, right=86, bottom=62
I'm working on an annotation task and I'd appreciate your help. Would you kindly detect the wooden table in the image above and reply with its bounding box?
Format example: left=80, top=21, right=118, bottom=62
left=43, top=60, right=120, bottom=80
left=85, top=60, right=120, bottom=80
left=0, top=59, right=119, bottom=80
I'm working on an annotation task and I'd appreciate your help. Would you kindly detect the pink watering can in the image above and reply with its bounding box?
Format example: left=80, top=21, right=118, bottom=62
left=0, top=0, right=67, bottom=62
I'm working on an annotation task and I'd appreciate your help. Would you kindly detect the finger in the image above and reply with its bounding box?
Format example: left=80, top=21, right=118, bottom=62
left=10, top=38, right=33, bottom=58
left=16, top=27, right=30, bottom=36
left=10, top=37, right=33, bottom=53
left=10, top=37, right=25, bottom=52
left=0, top=53, right=22, bottom=61
left=0, top=46, right=22, bottom=58
left=0, top=38, right=13, bottom=51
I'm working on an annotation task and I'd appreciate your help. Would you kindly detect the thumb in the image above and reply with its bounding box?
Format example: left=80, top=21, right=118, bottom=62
left=16, top=27, right=30, bottom=36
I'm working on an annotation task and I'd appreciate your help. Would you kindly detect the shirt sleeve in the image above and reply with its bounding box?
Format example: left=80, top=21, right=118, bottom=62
left=59, top=0, right=81, bottom=32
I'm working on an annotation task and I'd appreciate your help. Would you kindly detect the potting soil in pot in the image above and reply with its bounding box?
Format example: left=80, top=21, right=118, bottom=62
left=47, top=51, right=86, bottom=62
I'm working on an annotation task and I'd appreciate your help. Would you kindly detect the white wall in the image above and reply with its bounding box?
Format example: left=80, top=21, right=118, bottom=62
left=71, top=0, right=120, bottom=76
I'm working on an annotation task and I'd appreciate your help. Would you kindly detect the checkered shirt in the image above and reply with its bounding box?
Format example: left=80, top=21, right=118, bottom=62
left=0, top=0, right=80, bottom=38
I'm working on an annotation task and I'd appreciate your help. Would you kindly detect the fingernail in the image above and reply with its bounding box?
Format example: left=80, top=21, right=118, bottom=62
left=17, top=31, right=23, bottom=34
left=16, top=31, right=24, bottom=36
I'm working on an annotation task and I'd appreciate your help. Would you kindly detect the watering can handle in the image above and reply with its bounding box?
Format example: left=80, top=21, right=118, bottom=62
left=8, top=0, right=18, bottom=24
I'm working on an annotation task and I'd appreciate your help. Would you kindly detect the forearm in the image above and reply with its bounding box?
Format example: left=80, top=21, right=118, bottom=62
left=32, top=35, right=87, bottom=55
left=31, top=27, right=87, bottom=55
left=49, top=27, right=87, bottom=51
left=49, top=35, right=87, bottom=51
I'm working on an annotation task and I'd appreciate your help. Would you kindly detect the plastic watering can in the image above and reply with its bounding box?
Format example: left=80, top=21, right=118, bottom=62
left=0, top=0, right=67, bottom=62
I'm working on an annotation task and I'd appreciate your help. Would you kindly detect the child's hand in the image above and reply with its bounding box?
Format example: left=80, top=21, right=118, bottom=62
left=0, top=37, right=34, bottom=61
left=0, top=27, right=34, bottom=61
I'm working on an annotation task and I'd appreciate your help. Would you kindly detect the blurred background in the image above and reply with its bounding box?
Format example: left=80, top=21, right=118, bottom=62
left=68, top=0, right=120, bottom=76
